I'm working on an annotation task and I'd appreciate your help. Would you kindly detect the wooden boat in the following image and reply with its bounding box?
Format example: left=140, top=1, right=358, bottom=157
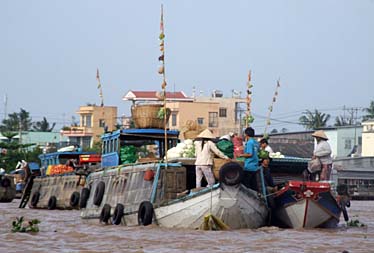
left=0, top=174, right=16, bottom=202
left=273, top=180, right=350, bottom=228
left=19, top=150, right=100, bottom=209
left=80, top=128, right=269, bottom=229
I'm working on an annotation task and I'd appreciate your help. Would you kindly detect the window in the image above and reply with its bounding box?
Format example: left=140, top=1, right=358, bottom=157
left=219, top=108, right=227, bottom=117
left=99, top=119, right=105, bottom=128
left=209, top=112, right=218, bottom=127
left=358, top=137, right=362, bottom=145
left=197, top=118, right=204, bottom=125
left=86, top=115, right=92, bottom=127
left=344, top=139, right=352, bottom=149
left=171, top=113, right=177, bottom=127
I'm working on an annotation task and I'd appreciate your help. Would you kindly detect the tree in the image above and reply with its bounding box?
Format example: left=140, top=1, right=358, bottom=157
left=0, top=108, right=32, bottom=132
left=363, top=100, right=374, bottom=121
left=299, top=109, right=331, bottom=130
left=0, top=131, right=18, bottom=143
left=33, top=117, right=56, bottom=132
left=334, top=115, right=353, bottom=126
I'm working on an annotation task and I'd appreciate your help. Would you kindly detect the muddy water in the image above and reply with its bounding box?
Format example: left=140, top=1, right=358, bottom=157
left=0, top=200, right=373, bottom=253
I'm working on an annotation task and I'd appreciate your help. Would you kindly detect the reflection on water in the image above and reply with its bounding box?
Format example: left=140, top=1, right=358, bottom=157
left=0, top=200, right=373, bottom=253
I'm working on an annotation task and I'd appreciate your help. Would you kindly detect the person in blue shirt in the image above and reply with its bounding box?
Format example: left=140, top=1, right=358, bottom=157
left=239, top=127, right=260, bottom=191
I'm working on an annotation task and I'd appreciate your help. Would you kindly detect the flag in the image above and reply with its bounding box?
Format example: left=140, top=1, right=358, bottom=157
left=96, top=68, right=101, bottom=89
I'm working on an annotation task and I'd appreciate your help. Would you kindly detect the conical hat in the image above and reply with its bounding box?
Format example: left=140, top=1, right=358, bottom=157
left=197, top=129, right=215, bottom=139
left=312, top=130, right=328, bottom=140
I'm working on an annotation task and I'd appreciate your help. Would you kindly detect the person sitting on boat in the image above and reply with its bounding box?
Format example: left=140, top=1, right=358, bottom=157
left=259, top=138, right=274, bottom=155
left=194, top=129, right=230, bottom=188
left=312, top=130, right=333, bottom=181
left=238, top=127, right=260, bottom=191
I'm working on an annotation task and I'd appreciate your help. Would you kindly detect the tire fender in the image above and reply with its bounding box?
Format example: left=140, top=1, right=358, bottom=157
left=138, top=201, right=154, bottom=226
left=30, top=192, right=40, bottom=207
left=79, top=187, right=90, bottom=208
left=93, top=181, right=105, bottom=206
left=112, top=203, right=125, bottom=225
left=69, top=191, right=80, bottom=208
left=48, top=196, right=57, bottom=210
left=219, top=162, right=243, bottom=186
left=100, top=204, right=111, bottom=224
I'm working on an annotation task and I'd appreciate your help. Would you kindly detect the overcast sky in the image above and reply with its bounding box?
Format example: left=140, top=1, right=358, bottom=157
left=1, top=0, right=373, bottom=133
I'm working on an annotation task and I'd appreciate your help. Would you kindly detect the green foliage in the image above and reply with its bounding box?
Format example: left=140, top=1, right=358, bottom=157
left=11, top=216, right=40, bottom=233
left=243, top=115, right=255, bottom=125
left=363, top=100, right=374, bottom=121
left=32, top=117, right=56, bottom=132
left=85, top=141, right=102, bottom=153
left=0, top=143, right=41, bottom=172
left=299, top=109, right=330, bottom=130
left=157, top=107, right=167, bottom=119
left=347, top=219, right=366, bottom=227
left=0, top=108, right=32, bottom=132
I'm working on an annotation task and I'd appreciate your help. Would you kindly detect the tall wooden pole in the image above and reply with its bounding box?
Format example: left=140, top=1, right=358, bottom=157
left=245, top=70, right=254, bottom=128
left=158, top=4, right=168, bottom=163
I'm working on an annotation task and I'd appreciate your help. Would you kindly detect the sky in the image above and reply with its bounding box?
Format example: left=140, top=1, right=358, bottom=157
left=0, top=0, right=373, bottom=134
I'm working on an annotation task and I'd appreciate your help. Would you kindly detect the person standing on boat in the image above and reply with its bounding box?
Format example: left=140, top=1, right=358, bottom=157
left=194, top=129, right=230, bottom=188
left=239, top=127, right=260, bottom=191
left=312, top=130, right=333, bottom=181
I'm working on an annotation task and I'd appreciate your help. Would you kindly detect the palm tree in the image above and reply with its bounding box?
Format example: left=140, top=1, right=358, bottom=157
left=334, top=115, right=353, bottom=126
left=363, top=100, right=374, bottom=121
left=299, top=109, right=331, bottom=130
left=33, top=117, right=56, bottom=132
left=0, top=108, right=32, bottom=131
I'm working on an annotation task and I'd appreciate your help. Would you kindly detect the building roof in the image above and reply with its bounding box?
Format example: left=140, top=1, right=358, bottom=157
left=123, top=90, right=194, bottom=102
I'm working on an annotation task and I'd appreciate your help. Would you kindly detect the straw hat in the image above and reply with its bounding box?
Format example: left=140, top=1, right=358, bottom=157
left=197, top=129, right=215, bottom=139
left=312, top=130, right=328, bottom=140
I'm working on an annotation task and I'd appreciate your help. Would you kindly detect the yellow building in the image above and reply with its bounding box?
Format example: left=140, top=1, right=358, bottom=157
left=123, top=90, right=246, bottom=138
left=61, top=105, right=117, bottom=148
left=362, top=120, right=374, bottom=156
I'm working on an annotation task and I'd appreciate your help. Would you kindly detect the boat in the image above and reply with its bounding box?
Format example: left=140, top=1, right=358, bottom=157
left=19, top=149, right=101, bottom=209
left=0, top=173, right=16, bottom=203
left=269, top=157, right=351, bottom=228
left=80, top=128, right=269, bottom=229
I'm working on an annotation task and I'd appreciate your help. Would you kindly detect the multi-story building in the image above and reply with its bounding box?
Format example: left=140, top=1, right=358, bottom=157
left=61, top=105, right=117, bottom=148
left=123, top=90, right=246, bottom=138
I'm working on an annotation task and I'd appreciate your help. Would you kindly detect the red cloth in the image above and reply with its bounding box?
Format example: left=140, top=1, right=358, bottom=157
left=232, top=136, right=244, bottom=159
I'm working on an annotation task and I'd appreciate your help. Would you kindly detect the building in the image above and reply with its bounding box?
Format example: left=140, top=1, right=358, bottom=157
left=61, top=105, right=118, bottom=148
left=362, top=120, right=374, bottom=156
left=323, top=125, right=362, bottom=158
left=123, top=90, right=246, bottom=138
left=0, top=131, right=68, bottom=151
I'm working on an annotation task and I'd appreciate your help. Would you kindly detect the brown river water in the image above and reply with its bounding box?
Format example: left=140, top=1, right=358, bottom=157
left=0, top=200, right=373, bottom=253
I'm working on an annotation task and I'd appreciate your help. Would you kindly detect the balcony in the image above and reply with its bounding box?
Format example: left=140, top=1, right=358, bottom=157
left=60, top=127, right=94, bottom=137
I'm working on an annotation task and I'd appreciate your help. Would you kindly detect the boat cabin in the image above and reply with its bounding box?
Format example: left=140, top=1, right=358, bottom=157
left=101, top=128, right=179, bottom=168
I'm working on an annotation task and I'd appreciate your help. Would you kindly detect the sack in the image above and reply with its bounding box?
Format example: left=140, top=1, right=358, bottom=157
left=307, top=158, right=322, bottom=173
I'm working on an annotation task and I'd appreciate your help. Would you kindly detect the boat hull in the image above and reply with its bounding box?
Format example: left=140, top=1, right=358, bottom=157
left=274, top=180, right=342, bottom=228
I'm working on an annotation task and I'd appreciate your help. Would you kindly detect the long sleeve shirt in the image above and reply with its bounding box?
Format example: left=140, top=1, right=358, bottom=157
left=314, top=140, right=333, bottom=164
left=194, top=140, right=229, bottom=166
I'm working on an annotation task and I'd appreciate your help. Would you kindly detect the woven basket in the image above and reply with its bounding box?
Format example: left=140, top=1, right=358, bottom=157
left=212, top=158, right=229, bottom=180
left=183, top=130, right=201, bottom=140
left=131, top=104, right=171, bottom=129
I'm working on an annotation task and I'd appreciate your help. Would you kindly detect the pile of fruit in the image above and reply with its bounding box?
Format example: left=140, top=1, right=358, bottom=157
left=46, top=164, right=74, bottom=175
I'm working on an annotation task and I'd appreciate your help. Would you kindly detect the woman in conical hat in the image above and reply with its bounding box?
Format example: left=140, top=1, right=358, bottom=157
left=311, top=130, right=332, bottom=181
left=194, top=129, right=229, bottom=188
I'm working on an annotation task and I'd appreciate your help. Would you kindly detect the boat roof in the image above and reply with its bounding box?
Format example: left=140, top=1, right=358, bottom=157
left=102, top=128, right=179, bottom=141
left=38, top=151, right=95, bottom=160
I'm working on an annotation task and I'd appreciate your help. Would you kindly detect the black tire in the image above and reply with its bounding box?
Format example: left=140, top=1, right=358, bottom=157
left=1, top=178, right=11, bottom=187
left=79, top=187, right=90, bottom=208
left=138, top=201, right=154, bottom=226
left=30, top=192, right=40, bottom=207
left=93, top=181, right=105, bottom=206
left=48, top=196, right=57, bottom=210
left=100, top=204, right=111, bottom=224
left=70, top=191, right=80, bottom=208
left=219, top=162, right=243, bottom=186
left=112, top=203, right=125, bottom=225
